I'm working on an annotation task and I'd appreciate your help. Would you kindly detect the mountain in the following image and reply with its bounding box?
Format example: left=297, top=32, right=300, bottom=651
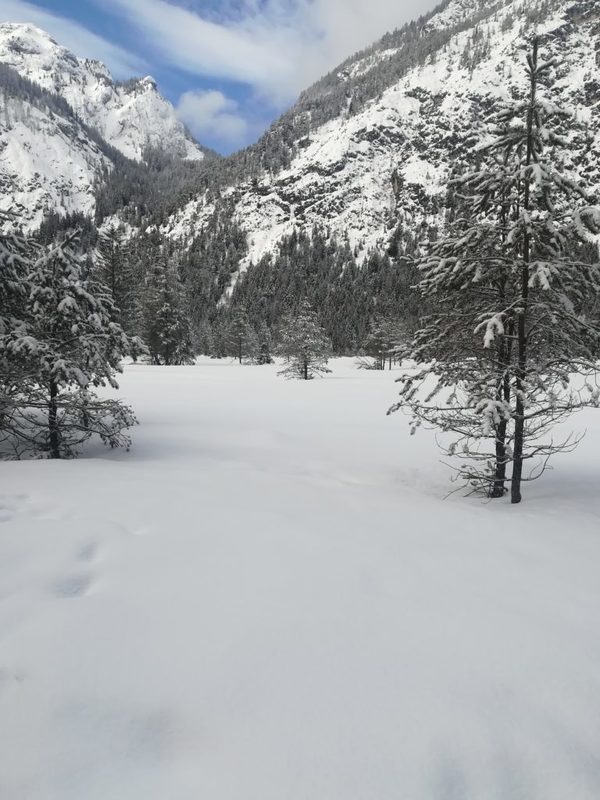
left=166, top=0, right=600, bottom=269
left=0, top=23, right=203, bottom=162
left=0, top=60, right=112, bottom=229
left=0, top=22, right=208, bottom=230
left=0, top=1, right=597, bottom=347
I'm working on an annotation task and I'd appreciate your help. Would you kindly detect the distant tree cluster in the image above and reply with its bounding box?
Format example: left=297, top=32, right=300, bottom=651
left=227, top=226, right=421, bottom=355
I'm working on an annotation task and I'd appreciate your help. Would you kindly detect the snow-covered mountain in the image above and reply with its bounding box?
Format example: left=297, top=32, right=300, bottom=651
left=0, top=23, right=203, bottom=162
left=0, top=22, right=208, bottom=231
left=0, top=62, right=111, bottom=229
left=167, top=0, right=600, bottom=268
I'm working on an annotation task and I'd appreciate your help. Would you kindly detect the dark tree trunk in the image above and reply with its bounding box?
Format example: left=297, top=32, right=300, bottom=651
left=303, top=359, right=308, bottom=380
left=491, top=367, right=511, bottom=497
left=490, top=204, right=513, bottom=499
left=491, top=349, right=509, bottom=498
left=48, top=380, right=60, bottom=459
left=511, top=37, right=538, bottom=505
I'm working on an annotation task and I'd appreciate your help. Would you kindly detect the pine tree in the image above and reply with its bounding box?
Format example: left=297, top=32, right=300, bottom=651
left=389, top=38, right=600, bottom=501
left=141, top=256, right=195, bottom=366
left=94, top=224, right=135, bottom=330
left=0, top=223, right=40, bottom=454
left=195, top=319, right=215, bottom=356
left=225, top=306, right=258, bottom=364
left=14, top=231, right=144, bottom=458
left=277, top=301, right=332, bottom=380
left=361, top=317, right=408, bottom=370
left=256, top=320, right=273, bottom=364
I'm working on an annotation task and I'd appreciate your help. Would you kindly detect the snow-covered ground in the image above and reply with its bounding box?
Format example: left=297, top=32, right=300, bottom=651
left=2, top=358, right=600, bottom=800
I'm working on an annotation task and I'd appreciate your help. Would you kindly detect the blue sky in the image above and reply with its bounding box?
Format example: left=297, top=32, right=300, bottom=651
left=0, top=0, right=440, bottom=154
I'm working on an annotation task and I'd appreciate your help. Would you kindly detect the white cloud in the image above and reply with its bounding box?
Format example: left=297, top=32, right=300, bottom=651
left=176, top=89, right=248, bottom=144
left=100, top=0, right=441, bottom=103
left=103, top=0, right=292, bottom=96
left=0, top=0, right=146, bottom=77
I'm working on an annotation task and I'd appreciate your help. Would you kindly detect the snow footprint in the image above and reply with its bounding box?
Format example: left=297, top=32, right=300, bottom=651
left=77, top=542, right=99, bottom=563
left=0, top=494, right=71, bottom=523
left=52, top=572, right=93, bottom=599
left=0, top=494, right=27, bottom=523
left=51, top=539, right=102, bottom=598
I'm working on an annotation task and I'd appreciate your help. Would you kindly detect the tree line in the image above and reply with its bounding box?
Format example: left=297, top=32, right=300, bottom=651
left=2, top=33, right=599, bottom=510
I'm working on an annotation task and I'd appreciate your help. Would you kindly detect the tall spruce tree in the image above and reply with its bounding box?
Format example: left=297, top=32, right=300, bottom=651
left=390, top=38, right=600, bottom=502
left=141, top=255, right=195, bottom=366
left=95, top=224, right=135, bottom=330
left=256, top=321, right=273, bottom=365
left=225, top=306, right=258, bottom=364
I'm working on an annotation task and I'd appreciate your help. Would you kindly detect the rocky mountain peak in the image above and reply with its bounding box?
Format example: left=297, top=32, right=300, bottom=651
left=0, top=21, right=203, bottom=162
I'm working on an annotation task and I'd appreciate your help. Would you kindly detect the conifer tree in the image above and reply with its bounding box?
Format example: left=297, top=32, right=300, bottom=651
left=0, top=224, right=40, bottom=452
left=195, top=320, right=215, bottom=357
left=225, top=306, right=258, bottom=364
left=361, top=317, right=408, bottom=370
left=14, top=232, right=144, bottom=458
left=390, top=38, right=600, bottom=501
left=141, top=256, right=195, bottom=366
left=256, top=321, right=273, bottom=365
left=95, top=224, right=135, bottom=330
left=277, top=300, right=332, bottom=380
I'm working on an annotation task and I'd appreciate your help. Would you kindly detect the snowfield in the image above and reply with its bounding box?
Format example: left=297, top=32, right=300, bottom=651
left=1, top=358, right=600, bottom=800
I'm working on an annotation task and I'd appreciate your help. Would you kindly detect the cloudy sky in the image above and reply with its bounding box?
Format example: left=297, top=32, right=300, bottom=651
left=0, top=0, right=440, bottom=153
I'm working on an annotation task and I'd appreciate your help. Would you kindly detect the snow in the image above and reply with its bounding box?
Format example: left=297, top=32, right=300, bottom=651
left=0, top=96, right=108, bottom=230
left=168, top=0, right=598, bottom=277
left=2, top=358, right=600, bottom=799
left=0, top=23, right=204, bottom=162
left=0, top=23, right=205, bottom=230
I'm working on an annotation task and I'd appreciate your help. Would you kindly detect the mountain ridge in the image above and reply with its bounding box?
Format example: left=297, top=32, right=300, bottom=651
left=163, top=0, right=599, bottom=271
left=0, top=22, right=204, bottom=162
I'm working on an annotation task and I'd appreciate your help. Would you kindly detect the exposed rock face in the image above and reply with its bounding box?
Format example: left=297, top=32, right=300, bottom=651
left=0, top=22, right=205, bottom=230
left=167, top=0, right=599, bottom=269
left=0, top=23, right=203, bottom=162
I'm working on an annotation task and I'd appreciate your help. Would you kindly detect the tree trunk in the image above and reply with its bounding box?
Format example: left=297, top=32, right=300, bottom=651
left=491, top=355, right=512, bottom=498
left=490, top=201, right=513, bottom=499
left=303, top=359, right=308, bottom=380
left=491, top=345, right=509, bottom=498
left=511, top=37, right=538, bottom=505
left=48, top=380, right=60, bottom=459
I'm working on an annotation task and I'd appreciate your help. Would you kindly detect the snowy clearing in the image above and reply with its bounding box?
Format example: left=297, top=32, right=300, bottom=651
left=2, top=358, right=600, bottom=800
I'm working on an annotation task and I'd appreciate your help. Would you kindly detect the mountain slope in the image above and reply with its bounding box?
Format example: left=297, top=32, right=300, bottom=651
left=0, top=22, right=204, bottom=162
left=0, top=62, right=114, bottom=229
left=167, top=0, right=600, bottom=269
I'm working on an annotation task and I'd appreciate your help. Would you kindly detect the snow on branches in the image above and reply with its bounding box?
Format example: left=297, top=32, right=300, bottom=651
left=390, top=37, right=600, bottom=502
left=0, top=228, right=145, bottom=459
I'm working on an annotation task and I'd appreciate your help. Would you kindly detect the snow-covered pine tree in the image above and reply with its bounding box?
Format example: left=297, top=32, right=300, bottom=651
left=0, top=222, right=40, bottom=455
left=277, top=300, right=332, bottom=380
left=497, top=38, right=600, bottom=503
left=141, top=255, right=195, bottom=366
left=95, top=224, right=135, bottom=330
left=256, top=321, right=273, bottom=365
left=225, top=306, right=258, bottom=364
left=17, top=231, right=145, bottom=458
left=389, top=37, right=600, bottom=502
left=195, top=319, right=216, bottom=357
left=361, top=317, right=409, bottom=370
